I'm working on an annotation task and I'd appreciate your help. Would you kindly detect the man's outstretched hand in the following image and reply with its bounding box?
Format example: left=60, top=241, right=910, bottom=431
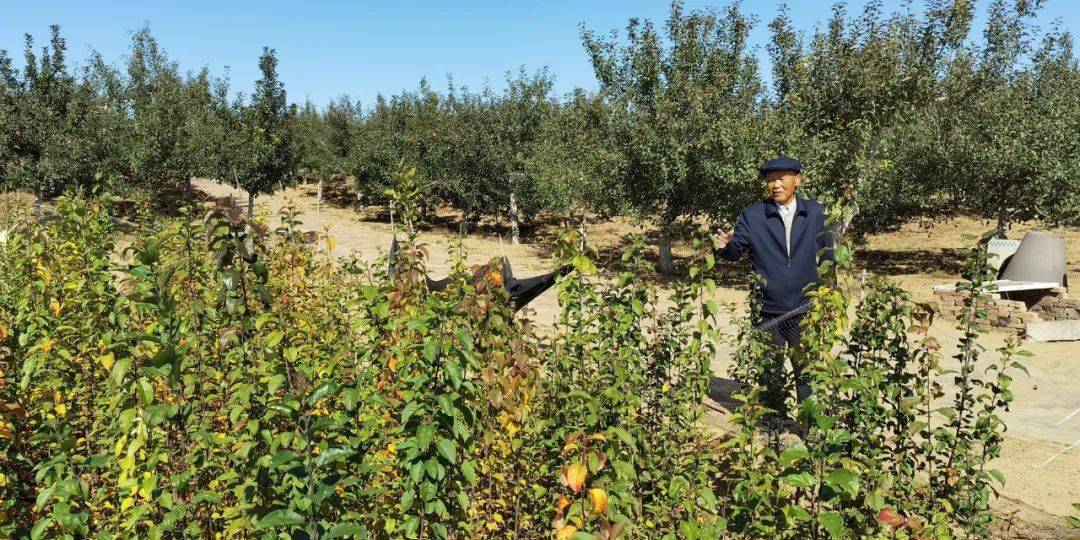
left=710, top=229, right=734, bottom=251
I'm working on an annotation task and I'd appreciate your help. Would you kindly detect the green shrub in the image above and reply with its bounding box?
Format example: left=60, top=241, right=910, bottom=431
left=0, top=192, right=1021, bottom=538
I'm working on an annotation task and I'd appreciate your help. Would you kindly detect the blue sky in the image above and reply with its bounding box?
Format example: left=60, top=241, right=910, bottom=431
left=2, top=1, right=1075, bottom=108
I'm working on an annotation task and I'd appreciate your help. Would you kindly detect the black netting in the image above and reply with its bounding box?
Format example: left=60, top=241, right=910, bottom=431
left=755, top=302, right=811, bottom=335
left=387, top=236, right=569, bottom=311
left=755, top=303, right=813, bottom=422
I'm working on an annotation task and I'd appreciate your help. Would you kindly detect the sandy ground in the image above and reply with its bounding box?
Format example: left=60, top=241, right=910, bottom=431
left=10, top=181, right=1080, bottom=537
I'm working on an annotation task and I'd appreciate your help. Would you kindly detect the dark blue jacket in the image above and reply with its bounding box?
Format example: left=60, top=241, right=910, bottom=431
left=718, top=196, right=834, bottom=314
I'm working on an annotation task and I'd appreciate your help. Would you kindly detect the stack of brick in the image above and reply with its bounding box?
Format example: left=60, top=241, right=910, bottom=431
left=932, top=289, right=1042, bottom=333
left=1027, top=287, right=1080, bottom=321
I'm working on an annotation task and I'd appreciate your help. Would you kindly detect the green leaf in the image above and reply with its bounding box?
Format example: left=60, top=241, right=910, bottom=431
left=461, top=459, right=478, bottom=485
left=779, top=444, right=809, bottom=468
left=401, top=401, right=421, bottom=425
left=444, top=361, right=463, bottom=390
left=416, top=424, right=435, bottom=451
left=455, top=329, right=474, bottom=356
left=817, top=510, right=845, bottom=538
left=403, top=516, right=420, bottom=536
left=423, top=339, right=440, bottom=362
left=283, top=347, right=299, bottom=362
left=29, top=517, right=52, bottom=540
left=780, top=472, right=816, bottom=489
left=314, top=447, right=350, bottom=468
left=607, top=426, right=636, bottom=449
left=110, top=357, right=131, bottom=387
left=269, top=403, right=298, bottom=420
left=266, top=374, right=286, bottom=395
left=436, top=394, right=455, bottom=419
left=270, top=451, right=299, bottom=468
left=119, top=407, right=138, bottom=432
left=307, top=382, right=336, bottom=406
left=192, top=491, right=221, bottom=505
left=424, top=457, right=441, bottom=480
left=435, top=438, right=456, bottom=464
left=135, top=378, right=155, bottom=405
left=401, top=487, right=417, bottom=511
left=33, top=486, right=54, bottom=511
left=264, top=331, right=284, bottom=348
left=432, top=523, right=449, bottom=540
left=221, top=269, right=239, bottom=291
left=571, top=254, right=596, bottom=274
left=824, top=468, right=859, bottom=497
left=325, top=522, right=365, bottom=539
left=613, top=459, right=637, bottom=480
left=988, top=469, right=1005, bottom=487
left=785, top=505, right=812, bottom=522
left=254, top=509, right=305, bottom=529
left=142, top=404, right=176, bottom=426
left=361, top=285, right=379, bottom=300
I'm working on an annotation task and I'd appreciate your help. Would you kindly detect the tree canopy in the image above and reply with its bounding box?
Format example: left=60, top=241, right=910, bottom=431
left=1, top=2, right=1077, bottom=267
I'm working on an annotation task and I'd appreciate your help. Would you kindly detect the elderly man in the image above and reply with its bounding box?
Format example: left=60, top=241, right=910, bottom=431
left=712, top=156, right=834, bottom=423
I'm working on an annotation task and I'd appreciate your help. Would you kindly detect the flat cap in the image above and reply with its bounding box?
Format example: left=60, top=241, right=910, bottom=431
left=759, top=156, right=802, bottom=175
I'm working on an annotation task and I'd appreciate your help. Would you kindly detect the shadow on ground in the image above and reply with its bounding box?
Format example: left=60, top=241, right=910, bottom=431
left=857, top=248, right=966, bottom=276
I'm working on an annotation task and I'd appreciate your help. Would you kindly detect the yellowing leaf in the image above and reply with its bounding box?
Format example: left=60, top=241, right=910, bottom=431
left=556, top=525, right=578, bottom=540
left=589, top=487, right=609, bottom=514
left=120, top=497, right=134, bottom=511
left=100, top=352, right=115, bottom=370
left=556, top=495, right=571, bottom=515
left=50, top=298, right=61, bottom=316
left=562, top=463, right=587, bottom=493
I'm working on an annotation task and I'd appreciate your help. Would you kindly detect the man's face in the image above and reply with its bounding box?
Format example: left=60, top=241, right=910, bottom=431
left=764, top=170, right=801, bottom=205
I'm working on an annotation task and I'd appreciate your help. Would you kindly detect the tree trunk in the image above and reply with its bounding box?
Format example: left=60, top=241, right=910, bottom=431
left=418, top=200, right=429, bottom=224
left=183, top=176, right=193, bottom=202
left=247, top=192, right=255, bottom=218
left=996, top=205, right=1010, bottom=233
left=658, top=204, right=676, bottom=275
left=578, top=211, right=588, bottom=250
left=658, top=223, right=674, bottom=275
left=34, top=191, right=42, bottom=219
left=316, top=178, right=323, bottom=214
left=509, top=192, right=520, bottom=245
left=459, top=209, right=469, bottom=235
